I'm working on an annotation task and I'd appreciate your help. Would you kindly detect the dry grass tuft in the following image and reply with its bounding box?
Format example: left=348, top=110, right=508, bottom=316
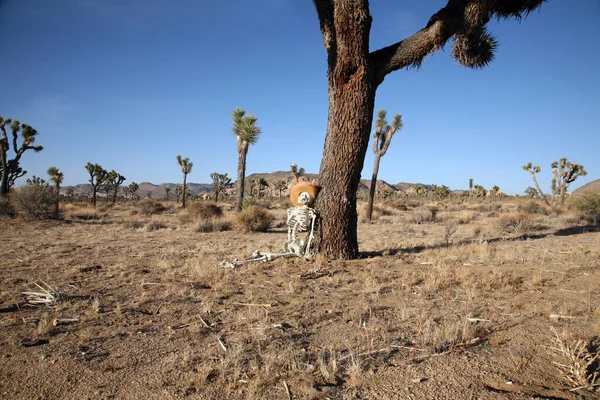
left=195, top=218, right=232, bottom=233
left=550, top=327, right=599, bottom=390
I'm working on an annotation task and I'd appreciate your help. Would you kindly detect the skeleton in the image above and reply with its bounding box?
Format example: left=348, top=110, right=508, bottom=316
left=220, top=191, right=318, bottom=268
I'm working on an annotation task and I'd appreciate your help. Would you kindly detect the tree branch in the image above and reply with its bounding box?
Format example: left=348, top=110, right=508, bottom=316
left=369, top=0, right=546, bottom=85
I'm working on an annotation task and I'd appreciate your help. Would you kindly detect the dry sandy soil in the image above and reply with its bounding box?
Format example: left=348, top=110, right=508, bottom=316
left=1, top=199, right=599, bottom=399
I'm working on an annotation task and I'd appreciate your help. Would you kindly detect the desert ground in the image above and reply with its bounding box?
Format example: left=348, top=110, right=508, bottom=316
left=1, top=197, right=599, bottom=399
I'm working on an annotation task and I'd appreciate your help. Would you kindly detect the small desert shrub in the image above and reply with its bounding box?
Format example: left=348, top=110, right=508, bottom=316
left=69, top=208, right=100, bottom=220
left=570, top=192, right=600, bottom=225
left=237, top=206, right=274, bottom=232
left=146, top=220, right=167, bottom=231
left=411, top=206, right=436, bottom=224
left=457, top=210, right=478, bottom=224
left=179, top=202, right=223, bottom=224
left=123, top=220, right=144, bottom=229
left=138, top=199, right=166, bottom=216
left=517, top=200, right=550, bottom=215
left=386, top=199, right=408, bottom=211
left=476, top=203, right=501, bottom=213
left=10, top=178, right=55, bottom=219
left=497, top=212, right=534, bottom=234
left=195, top=218, right=232, bottom=233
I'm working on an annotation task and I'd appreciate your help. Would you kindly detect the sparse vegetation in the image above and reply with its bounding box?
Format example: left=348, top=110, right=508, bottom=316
left=236, top=205, right=273, bottom=232
left=10, top=176, right=55, bottom=219
left=570, top=192, right=600, bottom=225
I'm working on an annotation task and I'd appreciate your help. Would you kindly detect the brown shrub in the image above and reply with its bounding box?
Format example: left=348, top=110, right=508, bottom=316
left=195, top=218, right=232, bottom=233
left=411, top=206, right=436, bottom=224
left=10, top=185, right=55, bottom=219
left=179, top=202, right=223, bottom=225
left=517, top=200, right=550, bottom=215
left=0, top=196, right=14, bottom=216
left=138, top=199, right=166, bottom=216
left=497, top=212, right=534, bottom=234
left=237, top=206, right=274, bottom=232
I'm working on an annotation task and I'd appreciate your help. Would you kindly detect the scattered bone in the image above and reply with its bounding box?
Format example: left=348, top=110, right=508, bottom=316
left=52, top=318, right=79, bottom=326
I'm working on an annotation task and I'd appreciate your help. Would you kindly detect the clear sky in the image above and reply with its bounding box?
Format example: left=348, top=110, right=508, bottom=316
left=1, top=0, right=598, bottom=195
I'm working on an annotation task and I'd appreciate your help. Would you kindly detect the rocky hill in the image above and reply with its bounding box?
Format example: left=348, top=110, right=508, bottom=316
left=573, top=179, right=600, bottom=195
left=62, top=171, right=434, bottom=198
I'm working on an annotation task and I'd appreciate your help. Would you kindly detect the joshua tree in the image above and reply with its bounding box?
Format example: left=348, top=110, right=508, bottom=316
left=128, top=182, right=139, bottom=200
left=290, top=163, right=306, bottom=182
left=522, top=162, right=551, bottom=207
left=551, top=157, right=587, bottom=206
left=164, top=187, right=171, bottom=201
left=474, top=184, right=487, bottom=199
left=488, top=185, right=501, bottom=201
left=47, top=167, right=63, bottom=218
left=107, top=170, right=126, bottom=204
left=177, top=155, right=193, bottom=208
left=469, top=178, right=474, bottom=202
left=122, top=186, right=130, bottom=201
left=310, top=0, right=546, bottom=259
left=255, top=176, right=268, bottom=198
left=524, top=187, right=539, bottom=198
left=101, top=182, right=113, bottom=203
left=232, top=108, right=261, bottom=212
left=174, top=185, right=182, bottom=204
left=210, top=172, right=232, bottom=203
left=366, top=109, right=402, bottom=221
left=433, top=184, right=450, bottom=200
left=274, top=179, right=288, bottom=197
left=85, top=163, right=108, bottom=208
left=0, top=116, right=43, bottom=196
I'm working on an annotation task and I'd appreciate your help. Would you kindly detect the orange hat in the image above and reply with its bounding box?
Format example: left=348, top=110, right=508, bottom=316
left=290, top=182, right=320, bottom=207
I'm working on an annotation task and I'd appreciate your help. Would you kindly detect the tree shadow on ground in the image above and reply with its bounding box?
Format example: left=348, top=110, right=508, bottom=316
left=360, top=224, right=598, bottom=259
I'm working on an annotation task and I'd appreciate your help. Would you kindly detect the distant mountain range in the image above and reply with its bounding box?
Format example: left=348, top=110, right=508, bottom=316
left=62, top=170, right=435, bottom=199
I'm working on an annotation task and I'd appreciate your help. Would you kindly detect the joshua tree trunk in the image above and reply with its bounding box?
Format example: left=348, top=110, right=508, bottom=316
left=235, top=138, right=249, bottom=212
left=366, top=153, right=382, bottom=222
left=0, top=154, right=8, bottom=196
left=182, top=173, right=188, bottom=208
left=312, top=1, right=376, bottom=259
left=530, top=172, right=551, bottom=207
left=53, top=182, right=60, bottom=218
left=91, top=186, right=97, bottom=207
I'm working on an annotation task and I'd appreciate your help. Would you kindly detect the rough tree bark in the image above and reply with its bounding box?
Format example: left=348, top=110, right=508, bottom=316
left=312, top=0, right=546, bottom=259
left=235, top=138, right=249, bottom=212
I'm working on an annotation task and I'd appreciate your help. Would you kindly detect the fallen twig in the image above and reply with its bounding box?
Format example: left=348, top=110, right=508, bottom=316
left=232, top=302, right=272, bottom=308
left=52, top=318, right=79, bottom=326
left=22, top=281, right=62, bottom=307
left=283, top=381, right=292, bottom=400
left=217, top=336, right=227, bottom=351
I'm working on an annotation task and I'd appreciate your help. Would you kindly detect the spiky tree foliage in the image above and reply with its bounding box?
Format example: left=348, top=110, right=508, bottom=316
left=47, top=167, right=63, bottom=218
left=522, top=162, right=551, bottom=207
left=106, top=170, right=126, bottom=204
left=311, top=0, right=546, bottom=259
left=232, top=108, right=261, bottom=212
left=164, top=187, right=171, bottom=201
left=488, top=185, right=501, bottom=201
left=433, top=184, right=450, bottom=200
left=474, top=184, right=487, bottom=198
left=255, top=176, right=268, bottom=198
left=290, top=163, right=306, bottom=182
left=469, top=178, right=474, bottom=201
left=174, top=185, right=182, bottom=204
left=551, top=157, right=587, bottom=206
left=210, top=172, right=232, bottom=203
left=85, top=163, right=108, bottom=208
left=0, top=116, right=43, bottom=196
left=177, top=155, right=193, bottom=208
left=128, top=182, right=139, bottom=200
left=366, top=109, right=402, bottom=221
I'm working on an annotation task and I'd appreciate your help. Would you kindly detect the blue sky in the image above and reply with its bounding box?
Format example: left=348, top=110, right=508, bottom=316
left=0, top=0, right=598, bottom=195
